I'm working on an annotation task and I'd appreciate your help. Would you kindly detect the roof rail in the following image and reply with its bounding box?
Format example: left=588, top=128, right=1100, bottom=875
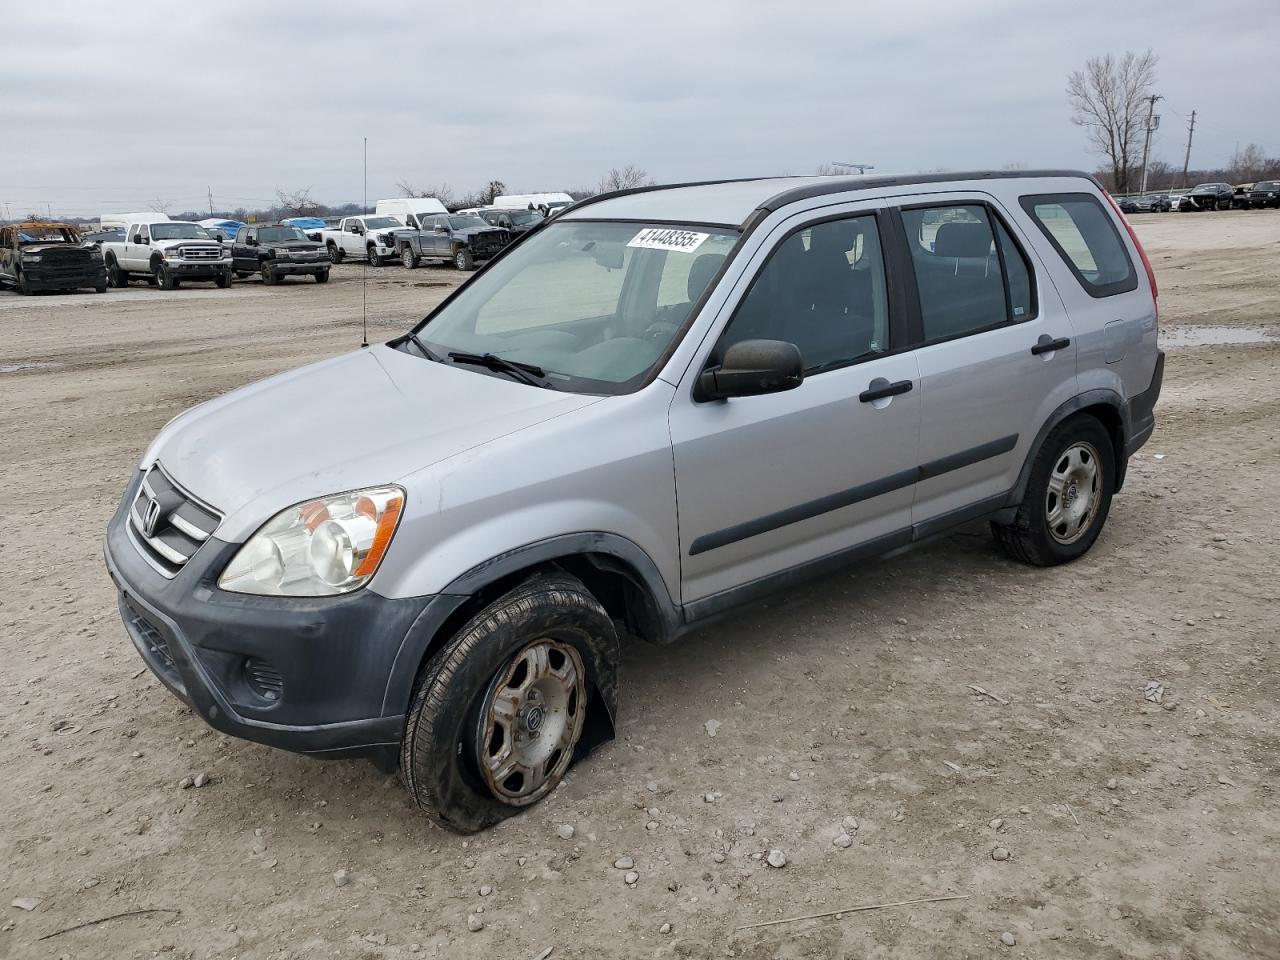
left=560, top=176, right=778, bottom=217
left=758, top=169, right=1097, bottom=213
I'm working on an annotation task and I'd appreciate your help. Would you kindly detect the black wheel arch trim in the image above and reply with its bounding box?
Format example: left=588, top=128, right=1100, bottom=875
left=1008, top=387, right=1134, bottom=505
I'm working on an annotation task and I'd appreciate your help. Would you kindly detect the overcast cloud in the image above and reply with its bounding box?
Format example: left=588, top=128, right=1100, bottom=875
left=2, top=0, right=1277, bottom=217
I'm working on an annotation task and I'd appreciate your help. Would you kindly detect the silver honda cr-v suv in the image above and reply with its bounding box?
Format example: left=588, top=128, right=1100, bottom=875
left=105, top=171, right=1163, bottom=832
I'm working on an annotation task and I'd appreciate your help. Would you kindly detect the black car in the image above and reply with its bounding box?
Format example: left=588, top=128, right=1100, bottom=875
left=475, top=208, right=544, bottom=242
left=1116, top=195, right=1140, bottom=214
left=1135, top=193, right=1173, bottom=213
left=1179, top=183, right=1234, bottom=211
left=0, top=222, right=107, bottom=294
left=231, top=225, right=330, bottom=284
left=1245, top=180, right=1280, bottom=209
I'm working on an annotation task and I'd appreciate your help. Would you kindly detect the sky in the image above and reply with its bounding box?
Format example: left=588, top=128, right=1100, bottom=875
left=2, top=0, right=1278, bottom=219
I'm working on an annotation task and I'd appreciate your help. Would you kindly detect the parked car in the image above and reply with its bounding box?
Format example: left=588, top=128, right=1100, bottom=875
left=473, top=207, right=544, bottom=241
left=232, top=225, right=330, bottom=284
left=1246, top=180, right=1280, bottom=209
left=1231, top=184, right=1255, bottom=209
left=493, top=192, right=575, bottom=216
left=1115, top=195, right=1139, bottom=214
left=393, top=213, right=508, bottom=270
left=81, top=228, right=125, bottom=249
left=1178, top=182, right=1234, bottom=211
left=100, top=220, right=233, bottom=289
left=374, top=197, right=449, bottom=230
left=1134, top=193, right=1172, bottom=212
left=104, top=170, right=1162, bottom=833
left=320, top=215, right=404, bottom=266
left=280, top=217, right=329, bottom=242
left=0, top=222, right=107, bottom=294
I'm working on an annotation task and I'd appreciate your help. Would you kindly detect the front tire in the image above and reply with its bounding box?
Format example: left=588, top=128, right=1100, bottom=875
left=107, top=258, right=129, bottom=288
left=314, top=269, right=330, bottom=283
left=327, top=243, right=344, bottom=264
left=215, top=270, right=231, bottom=288
left=262, top=262, right=279, bottom=285
left=453, top=246, right=475, bottom=271
left=17, top=270, right=32, bottom=295
left=401, top=574, right=617, bottom=833
left=155, top=262, right=178, bottom=290
left=992, top=416, right=1115, bottom=566
left=367, top=246, right=383, bottom=267
left=401, top=245, right=420, bottom=269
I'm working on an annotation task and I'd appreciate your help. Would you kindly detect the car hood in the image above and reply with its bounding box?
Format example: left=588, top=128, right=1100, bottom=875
left=453, top=225, right=506, bottom=239
left=143, top=344, right=602, bottom=541
left=267, top=240, right=323, bottom=252
left=21, top=243, right=88, bottom=254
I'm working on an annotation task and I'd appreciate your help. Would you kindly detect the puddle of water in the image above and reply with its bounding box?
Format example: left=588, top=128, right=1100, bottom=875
left=1159, top=326, right=1278, bottom=347
left=0, top=361, right=63, bottom=373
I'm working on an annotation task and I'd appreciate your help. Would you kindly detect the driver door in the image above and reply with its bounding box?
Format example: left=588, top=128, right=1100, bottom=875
left=670, top=203, right=922, bottom=608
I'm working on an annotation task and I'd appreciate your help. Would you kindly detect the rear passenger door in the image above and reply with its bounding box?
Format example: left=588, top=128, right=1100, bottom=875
left=890, top=195, right=1079, bottom=529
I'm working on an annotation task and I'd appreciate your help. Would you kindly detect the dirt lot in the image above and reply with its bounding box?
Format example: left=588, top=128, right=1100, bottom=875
left=2, top=212, right=1277, bottom=960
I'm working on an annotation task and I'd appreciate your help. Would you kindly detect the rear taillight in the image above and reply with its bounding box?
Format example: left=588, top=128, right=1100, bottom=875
left=1103, top=191, right=1159, bottom=326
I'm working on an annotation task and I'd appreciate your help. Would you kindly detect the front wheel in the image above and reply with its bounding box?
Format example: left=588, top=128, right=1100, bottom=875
left=367, top=246, right=383, bottom=267
left=453, top=246, right=475, bottom=271
left=992, top=416, right=1115, bottom=566
left=401, top=574, right=617, bottom=833
left=17, top=270, right=33, bottom=295
left=314, top=269, right=330, bottom=283
left=215, top=270, right=231, bottom=288
left=155, top=263, right=178, bottom=290
left=400, top=246, right=420, bottom=269
left=262, top=262, right=279, bottom=285
left=107, top=259, right=129, bottom=288
left=327, top=244, right=344, bottom=264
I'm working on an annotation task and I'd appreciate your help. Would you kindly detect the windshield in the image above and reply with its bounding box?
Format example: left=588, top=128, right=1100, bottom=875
left=508, top=211, right=541, bottom=226
left=152, top=223, right=213, bottom=240
left=413, top=220, right=738, bottom=394
left=1256, top=182, right=1280, bottom=191
left=1191, top=184, right=1217, bottom=194
left=258, top=226, right=308, bottom=243
left=449, top=215, right=487, bottom=230
left=361, top=217, right=401, bottom=229
left=18, top=226, right=77, bottom=244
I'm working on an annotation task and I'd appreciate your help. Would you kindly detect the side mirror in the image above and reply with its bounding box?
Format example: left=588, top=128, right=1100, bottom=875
left=434, top=224, right=448, bottom=233
left=698, top=339, right=804, bottom=401
left=132, top=234, right=144, bottom=244
left=247, top=237, right=258, bottom=246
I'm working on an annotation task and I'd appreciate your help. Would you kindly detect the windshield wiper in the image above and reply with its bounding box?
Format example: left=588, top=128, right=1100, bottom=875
left=448, top=351, right=553, bottom=389
left=406, top=331, right=444, bottom=363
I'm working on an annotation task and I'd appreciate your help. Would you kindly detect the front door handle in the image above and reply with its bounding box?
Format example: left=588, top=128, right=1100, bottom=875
left=859, top=378, right=913, bottom=403
left=1031, top=335, right=1071, bottom=356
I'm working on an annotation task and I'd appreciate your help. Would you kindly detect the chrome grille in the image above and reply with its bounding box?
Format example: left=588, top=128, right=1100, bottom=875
left=176, top=245, right=222, bottom=261
left=128, top=464, right=221, bottom=577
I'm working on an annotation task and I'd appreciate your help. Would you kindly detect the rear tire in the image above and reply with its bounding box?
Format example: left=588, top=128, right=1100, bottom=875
left=401, top=574, right=617, bottom=833
left=992, top=416, right=1115, bottom=566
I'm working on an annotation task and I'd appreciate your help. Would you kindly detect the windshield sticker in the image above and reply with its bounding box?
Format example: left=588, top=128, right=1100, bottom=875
left=627, top=228, right=709, bottom=253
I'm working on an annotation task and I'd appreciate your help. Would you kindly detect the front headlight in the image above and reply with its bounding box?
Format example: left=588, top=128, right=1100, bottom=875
left=218, top=486, right=404, bottom=596
left=89, top=248, right=103, bottom=260
left=21, top=254, right=42, bottom=263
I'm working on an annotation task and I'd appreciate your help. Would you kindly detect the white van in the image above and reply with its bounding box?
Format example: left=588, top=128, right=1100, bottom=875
left=100, top=212, right=170, bottom=232
left=374, top=197, right=449, bottom=230
left=493, top=193, right=574, bottom=215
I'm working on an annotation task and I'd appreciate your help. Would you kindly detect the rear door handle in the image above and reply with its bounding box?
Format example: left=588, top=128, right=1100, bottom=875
left=859, top=378, right=913, bottom=403
left=1031, top=335, right=1071, bottom=356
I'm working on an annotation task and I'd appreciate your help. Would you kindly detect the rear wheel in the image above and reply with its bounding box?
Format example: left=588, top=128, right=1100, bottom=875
left=453, top=246, right=475, bottom=271
left=401, top=245, right=420, bottom=269
left=401, top=574, right=616, bottom=833
left=992, top=416, right=1115, bottom=566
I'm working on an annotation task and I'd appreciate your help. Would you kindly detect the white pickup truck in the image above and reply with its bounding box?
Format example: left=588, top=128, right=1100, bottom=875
left=100, top=220, right=233, bottom=289
left=320, top=215, right=405, bottom=267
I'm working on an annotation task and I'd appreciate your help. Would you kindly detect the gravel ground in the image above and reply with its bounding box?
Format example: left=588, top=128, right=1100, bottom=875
left=1, top=212, right=1277, bottom=959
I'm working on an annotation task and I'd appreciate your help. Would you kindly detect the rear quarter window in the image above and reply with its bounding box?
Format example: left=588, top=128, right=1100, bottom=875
left=1019, top=193, right=1137, bottom=297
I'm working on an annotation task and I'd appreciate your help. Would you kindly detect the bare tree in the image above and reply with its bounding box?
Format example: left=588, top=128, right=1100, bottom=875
left=813, top=163, right=842, bottom=177
left=597, top=165, right=655, bottom=193
left=396, top=180, right=456, bottom=208
left=1230, top=143, right=1266, bottom=182
left=481, top=180, right=506, bottom=205
left=274, top=187, right=319, bottom=218
left=1067, top=50, right=1159, bottom=195
left=146, top=197, right=176, bottom=215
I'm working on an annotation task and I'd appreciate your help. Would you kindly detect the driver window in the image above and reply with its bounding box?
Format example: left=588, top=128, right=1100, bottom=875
left=346, top=222, right=361, bottom=234
left=716, top=214, right=889, bottom=372
left=138, top=224, right=150, bottom=241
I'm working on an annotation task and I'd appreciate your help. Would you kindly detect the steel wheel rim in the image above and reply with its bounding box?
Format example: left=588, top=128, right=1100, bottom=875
left=475, top=638, right=586, bottom=806
left=1045, top=440, right=1102, bottom=544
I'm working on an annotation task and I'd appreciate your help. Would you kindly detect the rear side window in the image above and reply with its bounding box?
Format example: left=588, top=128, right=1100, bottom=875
left=1020, top=193, right=1137, bottom=297
left=900, top=204, right=1033, bottom=343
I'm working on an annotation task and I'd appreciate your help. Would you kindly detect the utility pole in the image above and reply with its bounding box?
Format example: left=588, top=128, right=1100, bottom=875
left=1138, top=94, right=1163, bottom=195
left=208, top=186, right=214, bottom=216
left=1180, top=110, right=1196, bottom=189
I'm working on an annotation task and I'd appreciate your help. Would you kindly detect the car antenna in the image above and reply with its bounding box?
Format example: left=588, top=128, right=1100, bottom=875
left=361, top=136, right=369, bottom=348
